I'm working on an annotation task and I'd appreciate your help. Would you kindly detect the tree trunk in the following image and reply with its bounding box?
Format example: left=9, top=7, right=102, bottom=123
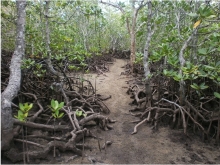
left=45, top=0, right=61, bottom=76
left=130, top=1, right=137, bottom=73
left=1, top=0, right=26, bottom=151
left=143, top=1, right=154, bottom=107
left=178, top=29, right=197, bottom=105
left=130, top=0, right=147, bottom=73
left=130, top=29, right=136, bottom=73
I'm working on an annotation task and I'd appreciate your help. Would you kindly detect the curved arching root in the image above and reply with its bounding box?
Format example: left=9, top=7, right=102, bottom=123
left=127, top=83, right=217, bottom=142
left=131, top=118, right=148, bottom=135
left=4, top=74, right=115, bottom=163
left=5, top=135, right=83, bottom=163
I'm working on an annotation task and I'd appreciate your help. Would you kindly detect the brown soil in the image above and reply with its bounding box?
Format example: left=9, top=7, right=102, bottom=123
left=4, top=59, right=219, bottom=164
left=55, top=58, right=219, bottom=164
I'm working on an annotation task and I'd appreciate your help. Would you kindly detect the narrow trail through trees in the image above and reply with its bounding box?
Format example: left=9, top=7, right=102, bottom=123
left=61, top=59, right=220, bottom=164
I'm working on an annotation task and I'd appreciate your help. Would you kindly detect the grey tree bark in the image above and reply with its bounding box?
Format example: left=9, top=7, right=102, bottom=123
left=130, top=0, right=147, bottom=73
left=1, top=0, right=26, bottom=151
left=45, top=0, right=61, bottom=76
left=143, top=0, right=155, bottom=106
left=178, top=28, right=197, bottom=105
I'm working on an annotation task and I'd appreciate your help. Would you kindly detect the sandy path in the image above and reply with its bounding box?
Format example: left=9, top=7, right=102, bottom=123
left=68, top=59, right=220, bottom=164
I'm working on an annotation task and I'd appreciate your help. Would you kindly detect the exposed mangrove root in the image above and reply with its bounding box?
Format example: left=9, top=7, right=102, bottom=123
left=127, top=82, right=219, bottom=142
left=5, top=140, right=82, bottom=163
left=13, top=119, right=70, bottom=131
left=131, top=118, right=148, bottom=135
left=2, top=59, right=115, bottom=162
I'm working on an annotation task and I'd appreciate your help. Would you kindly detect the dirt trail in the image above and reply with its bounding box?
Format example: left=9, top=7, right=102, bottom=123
left=65, top=59, right=220, bottom=164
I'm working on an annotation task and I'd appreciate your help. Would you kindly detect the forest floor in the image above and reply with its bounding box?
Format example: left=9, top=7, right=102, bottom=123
left=47, top=58, right=220, bottom=164
left=3, top=59, right=219, bottom=164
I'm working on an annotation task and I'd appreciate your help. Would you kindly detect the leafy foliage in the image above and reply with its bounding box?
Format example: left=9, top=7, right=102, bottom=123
left=75, top=109, right=87, bottom=118
left=50, top=99, right=64, bottom=119
left=214, top=92, right=220, bottom=99
left=134, top=52, right=143, bottom=64
left=14, top=103, right=33, bottom=122
left=2, top=0, right=220, bottom=103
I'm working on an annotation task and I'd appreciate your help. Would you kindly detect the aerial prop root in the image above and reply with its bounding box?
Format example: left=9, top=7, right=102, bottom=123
left=5, top=128, right=97, bottom=162
left=131, top=98, right=208, bottom=138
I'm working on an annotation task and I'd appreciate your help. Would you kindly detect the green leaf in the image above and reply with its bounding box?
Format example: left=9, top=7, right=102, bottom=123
left=78, top=110, right=82, bottom=116
left=55, top=109, right=59, bottom=117
left=188, top=13, right=198, bottom=17
left=58, top=113, right=64, bottom=118
left=19, top=103, right=25, bottom=111
left=204, top=65, right=215, bottom=70
left=191, top=83, right=199, bottom=90
left=24, top=112, right=28, bottom=118
left=198, top=48, right=207, bottom=55
left=51, top=99, right=55, bottom=108
left=200, top=85, right=208, bottom=90
left=173, top=74, right=182, bottom=81
left=216, top=61, right=220, bottom=66
left=52, top=113, right=57, bottom=118
left=24, top=103, right=28, bottom=107
left=18, top=110, right=24, bottom=117
left=50, top=106, right=55, bottom=112
left=54, top=100, right=59, bottom=110
left=198, top=70, right=207, bottom=77
left=18, top=117, right=25, bottom=122
left=15, top=110, right=25, bottom=122
left=28, top=103, right=33, bottom=111
left=59, top=102, right=64, bottom=109
left=75, top=110, right=83, bottom=117
left=202, top=7, right=213, bottom=18
left=207, top=15, right=216, bottom=19
left=214, top=92, right=220, bottom=99
left=137, top=31, right=144, bottom=37
left=163, top=69, right=168, bottom=76
left=23, top=103, right=33, bottom=112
